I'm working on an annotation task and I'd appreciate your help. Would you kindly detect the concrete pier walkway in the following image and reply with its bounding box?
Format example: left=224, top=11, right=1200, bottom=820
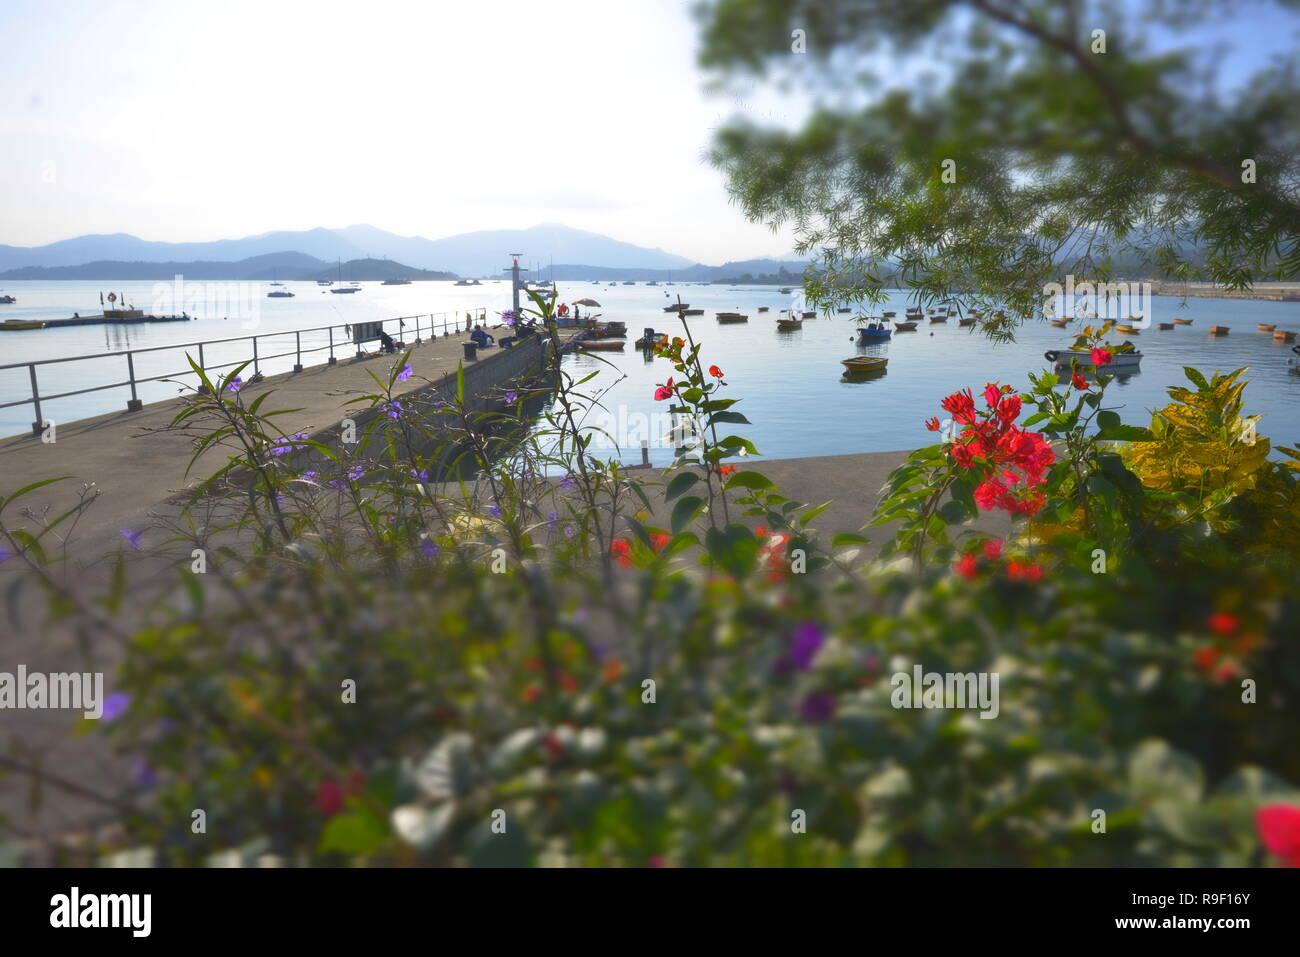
left=0, top=326, right=534, bottom=553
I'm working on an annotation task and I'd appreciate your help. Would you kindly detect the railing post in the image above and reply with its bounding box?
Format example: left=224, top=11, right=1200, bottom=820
left=294, top=331, right=303, bottom=372
left=252, top=336, right=260, bottom=375
left=329, top=326, right=336, bottom=365
left=29, top=364, right=44, bottom=436
left=126, top=351, right=143, bottom=412
left=414, top=315, right=421, bottom=344
left=197, top=342, right=209, bottom=394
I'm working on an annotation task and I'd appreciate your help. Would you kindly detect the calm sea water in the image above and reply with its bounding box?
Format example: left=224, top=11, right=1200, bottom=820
left=2, top=280, right=1299, bottom=463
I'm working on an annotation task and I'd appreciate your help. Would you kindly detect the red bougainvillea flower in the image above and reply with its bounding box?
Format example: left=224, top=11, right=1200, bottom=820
left=941, top=388, right=977, bottom=424
left=709, top=365, right=724, bottom=378
left=950, top=442, right=977, bottom=468
left=983, top=383, right=1002, bottom=407
left=1007, top=561, right=1043, bottom=582
left=1257, top=805, right=1300, bottom=867
left=653, top=377, right=674, bottom=401
left=1208, top=612, right=1240, bottom=636
left=995, top=393, right=1022, bottom=424
left=954, top=553, right=979, bottom=580
left=925, top=416, right=941, bottom=432
left=974, top=477, right=1008, bottom=510
left=610, top=538, right=632, bottom=568
left=720, top=465, right=737, bottom=476
left=543, top=733, right=565, bottom=760
left=754, top=526, right=768, bottom=538
left=1090, top=347, right=1113, bottom=366
left=1071, top=372, right=1089, bottom=391
left=650, top=532, right=670, bottom=552
left=1193, top=646, right=1221, bottom=672
left=317, top=779, right=345, bottom=817
left=983, top=539, right=1003, bottom=560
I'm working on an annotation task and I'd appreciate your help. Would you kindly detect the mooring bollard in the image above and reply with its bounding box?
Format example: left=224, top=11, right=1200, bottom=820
left=463, top=342, right=477, bottom=360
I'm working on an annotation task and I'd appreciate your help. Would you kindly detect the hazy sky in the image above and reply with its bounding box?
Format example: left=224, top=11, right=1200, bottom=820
left=2, top=1, right=1294, bottom=265
left=0, top=0, right=804, bottom=264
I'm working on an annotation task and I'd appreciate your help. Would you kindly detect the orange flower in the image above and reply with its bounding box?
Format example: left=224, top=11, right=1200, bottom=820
left=558, top=672, right=578, bottom=693
left=610, top=538, right=632, bottom=567
left=601, top=659, right=624, bottom=683
left=650, top=533, right=670, bottom=552
left=709, top=365, right=725, bottom=378
left=720, top=465, right=737, bottom=477
left=1193, top=646, right=1220, bottom=672
left=925, top=417, right=941, bottom=432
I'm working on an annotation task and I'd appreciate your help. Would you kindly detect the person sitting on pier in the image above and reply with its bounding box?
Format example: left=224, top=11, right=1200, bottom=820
left=470, top=327, right=494, bottom=349
left=377, top=328, right=398, bottom=354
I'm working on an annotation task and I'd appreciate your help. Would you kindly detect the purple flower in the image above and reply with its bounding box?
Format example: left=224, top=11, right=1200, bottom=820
left=560, top=472, right=577, bottom=490
left=500, top=309, right=518, bottom=327
left=504, top=391, right=518, bottom=404
left=131, top=756, right=158, bottom=788
left=385, top=401, right=404, bottom=420
left=397, top=362, right=413, bottom=382
left=120, top=529, right=143, bottom=550
left=411, top=467, right=431, bottom=483
left=789, top=623, right=825, bottom=671
left=488, top=504, right=502, bottom=518
left=226, top=375, right=243, bottom=393
left=547, top=511, right=559, bottom=527
left=564, top=525, right=576, bottom=538
left=0, top=548, right=9, bottom=564
left=420, top=539, right=439, bottom=558
left=101, top=692, right=130, bottom=722
left=302, top=470, right=319, bottom=484
left=328, top=479, right=346, bottom=489
left=347, top=465, right=366, bottom=482
left=799, top=692, right=836, bottom=724
left=271, top=432, right=310, bottom=456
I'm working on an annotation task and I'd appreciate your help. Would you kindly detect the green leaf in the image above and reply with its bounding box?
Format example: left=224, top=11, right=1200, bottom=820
left=319, top=800, right=390, bottom=856
left=832, top=532, right=871, bottom=548
left=665, top=471, right=699, bottom=501
left=710, top=411, right=751, bottom=426
left=724, top=471, right=775, bottom=491
left=671, top=495, right=704, bottom=534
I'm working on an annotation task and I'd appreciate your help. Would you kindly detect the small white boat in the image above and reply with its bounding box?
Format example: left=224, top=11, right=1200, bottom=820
left=1046, top=348, right=1142, bottom=370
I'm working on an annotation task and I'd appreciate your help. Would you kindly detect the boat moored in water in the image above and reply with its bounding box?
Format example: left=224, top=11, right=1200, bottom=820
left=1, top=319, right=45, bottom=330
left=841, top=355, right=888, bottom=376
left=855, top=319, right=892, bottom=341
left=580, top=338, right=626, bottom=351
left=717, top=312, right=748, bottom=323
left=776, top=317, right=803, bottom=331
left=1046, top=348, right=1142, bottom=371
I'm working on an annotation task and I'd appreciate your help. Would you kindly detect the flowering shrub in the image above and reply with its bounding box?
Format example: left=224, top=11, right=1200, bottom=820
left=0, top=302, right=1297, bottom=867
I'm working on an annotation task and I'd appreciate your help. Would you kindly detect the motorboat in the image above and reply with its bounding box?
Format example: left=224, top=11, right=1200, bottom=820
left=717, top=312, right=748, bottom=323
left=267, top=289, right=295, bottom=298
left=855, top=319, right=892, bottom=341
left=776, top=317, right=803, bottom=331
left=1, top=318, right=44, bottom=330
left=1045, top=348, right=1142, bottom=371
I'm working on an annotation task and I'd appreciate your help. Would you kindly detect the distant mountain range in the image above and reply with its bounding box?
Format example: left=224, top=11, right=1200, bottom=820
left=0, top=224, right=769, bottom=280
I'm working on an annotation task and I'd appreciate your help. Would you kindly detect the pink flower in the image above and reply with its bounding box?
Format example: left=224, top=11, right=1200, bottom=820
left=1090, top=347, right=1112, bottom=367
left=954, top=553, right=979, bottom=580
left=1257, top=805, right=1300, bottom=867
left=653, top=377, right=674, bottom=401
left=982, top=539, right=1003, bottom=560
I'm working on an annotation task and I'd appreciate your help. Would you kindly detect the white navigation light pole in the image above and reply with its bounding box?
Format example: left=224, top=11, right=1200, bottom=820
left=508, top=253, right=527, bottom=319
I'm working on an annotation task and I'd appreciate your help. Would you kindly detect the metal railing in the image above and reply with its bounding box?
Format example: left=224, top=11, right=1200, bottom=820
left=1, top=308, right=489, bottom=436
